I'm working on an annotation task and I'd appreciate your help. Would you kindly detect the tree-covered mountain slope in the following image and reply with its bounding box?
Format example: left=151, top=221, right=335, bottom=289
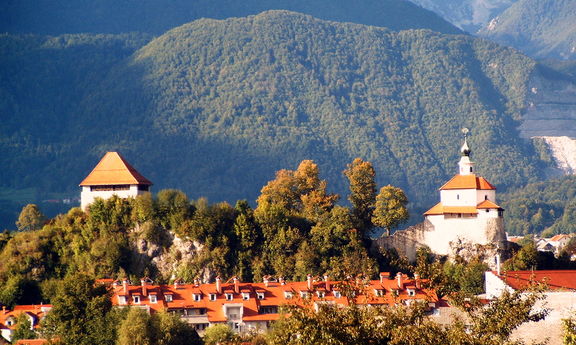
left=0, top=0, right=461, bottom=36
left=478, top=0, right=576, bottom=60
left=1, top=11, right=550, bottom=229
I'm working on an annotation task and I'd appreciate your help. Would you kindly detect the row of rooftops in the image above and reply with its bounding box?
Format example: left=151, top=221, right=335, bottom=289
left=102, top=273, right=439, bottom=323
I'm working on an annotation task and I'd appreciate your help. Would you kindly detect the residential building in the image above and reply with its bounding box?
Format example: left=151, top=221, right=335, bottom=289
left=107, top=273, right=439, bottom=334
left=485, top=270, right=576, bottom=345
left=0, top=305, right=52, bottom=343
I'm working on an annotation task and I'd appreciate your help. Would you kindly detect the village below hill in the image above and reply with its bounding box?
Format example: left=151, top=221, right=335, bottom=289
left=2, top=140, right=576, bottom=345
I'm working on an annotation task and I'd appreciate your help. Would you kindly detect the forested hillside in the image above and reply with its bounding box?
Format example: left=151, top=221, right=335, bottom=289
left=478, top=0, right=576, bottom=60
left=0, top=0, right=461, bottom=36
left=1, top=11, right=551, bottom=229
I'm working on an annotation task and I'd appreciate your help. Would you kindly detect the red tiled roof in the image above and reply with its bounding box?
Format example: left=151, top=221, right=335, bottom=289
left=439, top=174, right=496, bottom=191
left=108, top=276, right=439, bottom=324
left=15, top=340, right=49, bottom=345
left=476, top=200, right=502, bottom=209
left=79, top=152, right=152, bottom=186
left=495, top=270, right=576, bottom=291
left=549, top=234, right=571, bottom=242
left=423, top=203, right=478, bottom=216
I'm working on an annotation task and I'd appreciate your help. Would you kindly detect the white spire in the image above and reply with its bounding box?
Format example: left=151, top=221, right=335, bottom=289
left=458, top=128, right=474, bottom=175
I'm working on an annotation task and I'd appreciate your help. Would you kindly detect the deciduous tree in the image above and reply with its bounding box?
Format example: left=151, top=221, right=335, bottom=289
left=344, top=158, right=377, bottom=233
left=16, top=204, right=45, bottom=232
left=372, top=185, right=409, bottom=236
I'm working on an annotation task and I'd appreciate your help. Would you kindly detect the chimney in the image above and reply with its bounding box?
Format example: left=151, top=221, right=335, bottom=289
left=233, top=276, right=240, bottom=294
left=324, top=275, right=330, bottom=291
left=216, top=276, right=222, bottom=294
left=141, top=279, right=147, bottom=297
left=396, top=272, right=404, bottom=289
left=307, top=274, right=313, bottom=291
left=379, top=272, right=390, bottom=284
left=122, top=279, right=128, bottom=294
left=414, top=273, right=421, bottom=289
left=174, top=278, right=180, bottom=290
left=194, top=278, right=200, bottom=287
left=2, top=306, right=6, bottom=314
left=263, top=276, right=269, bottom=287
left=279, top=277, right=285, bottom=285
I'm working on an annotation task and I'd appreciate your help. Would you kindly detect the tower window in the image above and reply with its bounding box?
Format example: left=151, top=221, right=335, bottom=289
left=485, top=195, right=488, bottom=200
left=457, top=194, right=460, bottom=200
left=470, top=167, right=473, bottom=172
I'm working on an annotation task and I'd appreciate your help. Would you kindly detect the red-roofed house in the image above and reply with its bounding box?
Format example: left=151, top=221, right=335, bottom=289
left=485, top=270, right=576, bottom=345
left=79, top=152, right=152, bottom=210
left=108, top=274, right=439, bottom=335
left=421, top=135, right=506, bottom=255
left=0, top=305, right=52, bottom=343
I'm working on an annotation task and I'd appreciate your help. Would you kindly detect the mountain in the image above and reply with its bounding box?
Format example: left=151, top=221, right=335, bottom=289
left=409, top=0, right=517, bottom=33
left=1, top=10, right=553, bottom=230
left=0, top=0, right=461, bottom=36
left=478, top=0, right=576, bottom=60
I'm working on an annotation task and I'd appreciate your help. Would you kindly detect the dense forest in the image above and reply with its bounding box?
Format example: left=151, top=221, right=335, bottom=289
left=1, top=11, right=555, bottom=230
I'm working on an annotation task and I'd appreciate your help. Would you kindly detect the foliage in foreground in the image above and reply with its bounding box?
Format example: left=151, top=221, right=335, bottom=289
left=267, top=288, right=547, bottom=345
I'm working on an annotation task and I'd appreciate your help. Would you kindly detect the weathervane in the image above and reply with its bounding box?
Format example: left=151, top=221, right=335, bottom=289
left=460, top=127, right=471, bottom=156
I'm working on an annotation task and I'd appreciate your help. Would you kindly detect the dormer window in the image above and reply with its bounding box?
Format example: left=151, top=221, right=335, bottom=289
left=193, top=293, right=201, bottom=302
left=149, top=294, right=157, bottom=303
left=299, top=291, right=309, bottom=298
left=284, top=291, right=293, bottom=299
left=257, top=292, right=265, bottom=300
left=242, top=292, right=250, bottom=300
left=165, top=294, right=173, bottom=302
left=316, top=291, right=325, bottom=298
left=407, top=289, right=416, bottom=296
left=118, top=295, right=127, bottom=305
left=225, top=293, right=234, bottom=301
left=374, top=289, right=384, bottom=297
left=333, top=291, right=341, bottom=298
left=133, top=295, right=140, bottom=304
left=209, top=293, right=217, bottom=301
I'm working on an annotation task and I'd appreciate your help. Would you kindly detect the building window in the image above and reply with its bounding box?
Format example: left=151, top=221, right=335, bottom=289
left=299, top=291, right=309, bottom=298
left=209, top=293, right=217, bottom=301
left=457, top=194, right=459, bottom=200
left=470, top=167, right=473, bottom=172
left=242, top=292, right=250, bottom=300
left=284, top=291, right=293, bottom=299
left=165, top=294, right=173, bottom=302
left=133, top=295, right=140, bottom=304
left=333, top=291, right=341, bottom=298
left=149, top=295, right=157, bottom=303
left=486, top=209, right=489, bottom=213
left=195, top=323, right=209, bottom=331
left=118, top=295, right=127, bottom=305
left=138, top=185, right=149, bottom=191
left=90, top=185, right=130, bottom=191
left=407, top=289, right=416, bottom=296
left=260, top=306, right=278, bottom=314
left=193, top=294, right=201, bottom=302
left=316, top=291, right=325, bottom=298
left=225, top=293, right=233, bottom=301
left=374, top=289, right=384, bottom=297
left=257, top=292, right=265, bottom=300
left=485, top=195, right=488, bottom=200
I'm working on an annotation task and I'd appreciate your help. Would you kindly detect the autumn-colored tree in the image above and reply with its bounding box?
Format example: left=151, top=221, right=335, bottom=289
left=16, top=204, right=45, bottom=231
left=344, top=158, right=377, bottom=233
left=372, top=185, right=409, bottom=236
left=257, top=160, right=338, bottom=219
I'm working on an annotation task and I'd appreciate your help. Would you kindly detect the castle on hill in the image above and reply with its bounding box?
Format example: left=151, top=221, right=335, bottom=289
left=79, top=152, right=152, bottom=210
left=376, top=134, right=507, bottom=260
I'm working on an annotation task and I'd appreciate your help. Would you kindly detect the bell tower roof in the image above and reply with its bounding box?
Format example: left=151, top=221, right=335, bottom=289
left=458, top=128, right=474, bottom=175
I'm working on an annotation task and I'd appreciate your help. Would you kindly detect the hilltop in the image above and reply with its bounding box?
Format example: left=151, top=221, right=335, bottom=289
left=0, top=10, right=554, bottom=229
left=0, top=0, right=461, bottom=35
left=478, top=0, right=576, bottom=60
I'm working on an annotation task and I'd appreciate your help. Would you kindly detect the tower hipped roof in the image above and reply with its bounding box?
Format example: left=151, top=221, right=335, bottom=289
left=79, top=152, right=152, bottom=186
left=439, top=174, right=495, bottom=191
